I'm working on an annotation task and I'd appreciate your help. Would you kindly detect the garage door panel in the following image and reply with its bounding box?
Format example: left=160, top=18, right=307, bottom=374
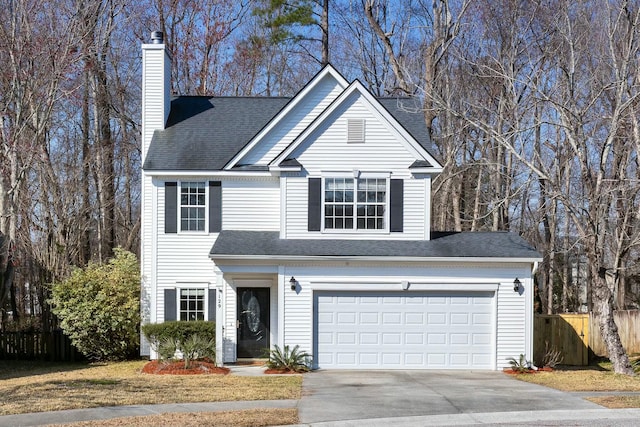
left=314, top=291, right=494, bottom=369
left=428, top=312, right=447, bottom=324
left=405, top=332, right=424, bottom=344
left=473, top=333, right=492, bottom=345
left=450, top=313, right=470, bottom=325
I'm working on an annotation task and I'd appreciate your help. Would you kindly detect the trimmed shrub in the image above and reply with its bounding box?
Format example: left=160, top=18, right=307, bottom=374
left=49, top=248, right=140, bottom=361
left=142, top=320, right=216, bottom=367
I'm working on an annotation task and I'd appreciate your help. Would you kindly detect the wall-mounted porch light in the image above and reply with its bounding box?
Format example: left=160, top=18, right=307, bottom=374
left=290, top=276, right=297, bottom=291
left=513, top=278, right=522, bottom=292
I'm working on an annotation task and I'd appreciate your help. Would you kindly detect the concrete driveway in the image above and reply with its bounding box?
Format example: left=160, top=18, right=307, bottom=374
left=297, top=370, right=602, bottom=424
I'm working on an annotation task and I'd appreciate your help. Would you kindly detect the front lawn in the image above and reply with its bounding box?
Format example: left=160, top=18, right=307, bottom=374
left=513, top=359, right=640, bottom=408
left=0, top=360, right=301, bottom=416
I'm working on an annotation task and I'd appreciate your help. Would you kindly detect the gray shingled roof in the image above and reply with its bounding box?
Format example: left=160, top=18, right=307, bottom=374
left=143, top=96, right=290, bottom=171
left=143, top=95, right=437, bottom=171
left=209, top=230, right=541, bottom=260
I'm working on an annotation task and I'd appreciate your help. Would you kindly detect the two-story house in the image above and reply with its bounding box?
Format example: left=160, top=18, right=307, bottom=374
left=140, top=32, right=541, bottom=370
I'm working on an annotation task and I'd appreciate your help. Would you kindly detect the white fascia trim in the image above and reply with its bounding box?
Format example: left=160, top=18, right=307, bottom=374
left=268, top=165, right=302, bottom=173
left=411, top=167, right=443, bottom=174
left=270, top=80, right=443, bottom=170
left=210, top=254, right=544, bottom=263
left=311, top=281, right=499, bottom=292
left=144, top=170, right=273, bottom=178
left=141, top=43, right=165, bottom=51
left=224, top=66, right=349, bottom=170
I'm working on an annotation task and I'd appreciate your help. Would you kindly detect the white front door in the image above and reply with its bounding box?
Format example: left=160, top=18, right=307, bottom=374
left=314, top=291, right=495, bottom=369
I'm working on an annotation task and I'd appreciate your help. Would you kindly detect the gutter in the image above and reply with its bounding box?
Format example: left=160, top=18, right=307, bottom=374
left=209, top=254, right=544, bottom=264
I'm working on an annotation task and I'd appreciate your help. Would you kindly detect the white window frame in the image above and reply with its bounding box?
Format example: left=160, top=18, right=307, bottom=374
left=321, top=172, right=390, bottom=233
left=176, top=286, right=209, bottom=321
left=178, top=181, right=208, bottom=233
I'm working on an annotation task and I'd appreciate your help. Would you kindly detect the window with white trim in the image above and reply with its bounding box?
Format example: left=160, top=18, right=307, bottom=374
left=324, top=176, right=387, bottom=231
left=180, top=182, right=206, bottom=231
left=179, top=288, right=205, bottom=321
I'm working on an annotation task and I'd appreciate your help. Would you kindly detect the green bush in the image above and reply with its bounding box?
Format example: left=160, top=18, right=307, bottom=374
left=49, top=248, right=140, bottom=361
left=265, top=344, right=311, bottom=372
left=142, top=320, right=216, bottom=367
left=506, top=354, right=532, bottom=372
left=141, top=320, right=215, bottom=346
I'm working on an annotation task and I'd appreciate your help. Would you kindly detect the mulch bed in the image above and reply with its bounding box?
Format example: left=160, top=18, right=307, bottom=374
left=503, top=367, right=554, bottom=375
left=264, top=368, right=302, bottom=374
left=142, top=360, right=230, bottom=375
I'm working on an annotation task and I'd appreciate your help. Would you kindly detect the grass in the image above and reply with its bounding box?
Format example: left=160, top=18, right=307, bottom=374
left=513, top=358, right=640, bottom=408
left=47, top=408, right=299, bottom=427
left=0, top=359, right=301, bottom=425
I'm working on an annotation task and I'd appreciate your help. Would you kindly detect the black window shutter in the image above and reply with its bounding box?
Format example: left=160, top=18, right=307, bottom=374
left=208, top=289, right=217, bottom=322
left=165, top=182, right=177, bottom=233
left=390, top=179, right=404, bottom=232
left=209, top=181, right=222, bottom=232
left=308, top=178, right=321, bottom=231
left=164, top=288, right=177, bottom=321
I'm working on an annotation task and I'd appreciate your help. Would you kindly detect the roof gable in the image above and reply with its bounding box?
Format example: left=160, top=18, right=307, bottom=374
left=270, top=80, right=443, bottom=172
left=224, top=65, right=349, bottom=169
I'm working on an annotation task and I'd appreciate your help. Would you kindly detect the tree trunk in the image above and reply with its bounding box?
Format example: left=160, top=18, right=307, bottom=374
left=592, top=263, right=634, bottom=375
left=320, top=0, right=329, bottom=66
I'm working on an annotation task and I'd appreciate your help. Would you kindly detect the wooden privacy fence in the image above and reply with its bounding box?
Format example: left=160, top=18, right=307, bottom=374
left=534, top=310, right=640, bottom=366
left=534, top=314, right=589, bottom=366
left=0, top=330, right=81, bottom=362
left=589, top=310, right=640, bottom=358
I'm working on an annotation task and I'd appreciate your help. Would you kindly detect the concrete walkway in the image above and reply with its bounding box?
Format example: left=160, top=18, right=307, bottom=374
left=0, top=401, right=297, bottom=427
left=2, top=404, right=640, bottom=427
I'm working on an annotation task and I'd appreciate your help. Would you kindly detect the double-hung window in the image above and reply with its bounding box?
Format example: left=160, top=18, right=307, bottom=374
left=180, top=182, right=206, bottom=231
left=324, top=176, right=388, bottom=231
left=179, top=288, right=205, bottom=321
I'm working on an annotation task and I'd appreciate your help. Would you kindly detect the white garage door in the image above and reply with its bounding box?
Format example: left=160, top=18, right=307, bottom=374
left=314, top=291, right=494, bottom=369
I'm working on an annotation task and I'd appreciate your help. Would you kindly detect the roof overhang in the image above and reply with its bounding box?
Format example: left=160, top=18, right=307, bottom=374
left=143, top=170, right=275, bottom=178
left=209, top=254, right=543, bottom=264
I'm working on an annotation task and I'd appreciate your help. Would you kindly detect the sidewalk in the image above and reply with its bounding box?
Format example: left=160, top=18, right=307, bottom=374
left=2, top=405, right=640, bottom=427
left=0, top=400, right=298, bottom=427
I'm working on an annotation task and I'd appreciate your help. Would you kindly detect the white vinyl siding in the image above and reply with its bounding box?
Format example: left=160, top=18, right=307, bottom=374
left=496, top=277, right=530, bottom=365
left=223, top=178, right=280, bottom=231
left=140, top=43, right=169, bottom=355
left=290, top=94, right=421, bottom=171
left=241, top=76, right=345, bottom=165
left=141, top=45, right=169, bottom=159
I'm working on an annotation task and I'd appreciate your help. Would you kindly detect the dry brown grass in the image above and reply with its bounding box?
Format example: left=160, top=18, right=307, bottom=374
left=513, top=367, right=640, bottom=392
left=45, top=408, right=298, bottom=427
left=0, top=360, right=301, bottom=416
left=586, top=396, right=640, bottom=409
left=513, top=363, right=640, bottom=409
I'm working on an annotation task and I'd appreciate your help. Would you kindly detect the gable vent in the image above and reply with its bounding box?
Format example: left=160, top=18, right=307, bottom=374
left=347, top=119, right=365, bottom=143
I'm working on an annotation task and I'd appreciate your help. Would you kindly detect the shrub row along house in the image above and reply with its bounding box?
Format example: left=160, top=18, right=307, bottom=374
left=140, top=32, right=541, bottom=370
